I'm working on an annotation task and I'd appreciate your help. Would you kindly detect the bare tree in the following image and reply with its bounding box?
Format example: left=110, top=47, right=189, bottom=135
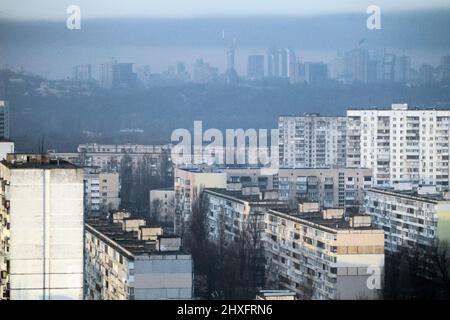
left=150, top=198, right=163, bottom=223
left=430, top=239, right=450, bottom=298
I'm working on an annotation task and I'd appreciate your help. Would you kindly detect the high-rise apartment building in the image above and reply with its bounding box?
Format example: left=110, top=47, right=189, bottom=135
left=304, top=62, right=328, bottom=84
left=0, top=100, right=10, bottom=140
left=247, top=55, right=265, bottom=79
left=83, top=167, right=120, bottom=217
left=277, top=168, right=373, bottom=208
left=72, top=64, right=92, bottom=82
left=99, top=59, right=117, bottom=89
left=345, top=48, right=370, bottom=84
left=0, top=154, right=84, bottom=300
left=441, top=55, right=450, bottom=82
left=278, top=114, right=347, bottom=168
left=347, top=103, right=450, bottom=188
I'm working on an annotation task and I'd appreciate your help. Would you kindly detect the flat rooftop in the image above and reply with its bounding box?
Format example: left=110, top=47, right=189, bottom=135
left=367, top=187, right=450, bottom=203
left=1, top=157, right=79, bottom=170
left=205, top=188, right=287, bottom=206
left=86, top=219, right=186, bottom=258
left=179, top=167, right=224, bottom=173
left=269, top=208, right=376, bottom=231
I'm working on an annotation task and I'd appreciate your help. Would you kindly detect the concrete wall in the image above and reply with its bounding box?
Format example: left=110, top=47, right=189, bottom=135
left=8, top=167, right=84, bottom=300
left=133, top=254, right=192, bottom=299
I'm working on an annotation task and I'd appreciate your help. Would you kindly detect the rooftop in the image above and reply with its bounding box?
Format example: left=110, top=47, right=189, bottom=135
left=347, top=104, right=450, bottom=111
left=269, top=208, right=377, bottom=232
left=367, top=187, right=450, bottom=203
left=205, top=188, right=287, bottom=206
left=85, top=219, right=186, bottom=258
left=1, top=153, right=79, bottom=169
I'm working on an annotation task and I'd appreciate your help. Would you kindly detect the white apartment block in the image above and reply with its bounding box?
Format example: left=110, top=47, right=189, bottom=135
left=0, top=154, right=84, bottom=300
left=363, top=186, right=450, bottom=253
left=278, top=114, right=347, bottom=168
left=85, top=218, right=193, bottom=300
left=264, top=206, right=384, bottom=300
left=83, top=167, right=120, bottom=216
left=174, top=167, right=227, bottom=234
left=278, top=168, right=373, bottom=208
left=347, top=103, right=450, bottom=188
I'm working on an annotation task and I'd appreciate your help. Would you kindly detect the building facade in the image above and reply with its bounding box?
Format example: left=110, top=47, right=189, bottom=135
left=203, top=188, right=286, bottom=244
left=363, top=187, right=450, bottom=253
left=277, top=167, right=373, bottom=208
left=149, top=188, right=175, bottom=228
left=0, top=154, right=84, bottom=300
left=0, top=100, right=10, bottom=140
left=83, top=167, right=120, bottom=217
left=264, top=206, right=384, bottom=299
left=278, top=114, right=347, bottom=168
left=174, top=167, right=227, bottom=234
left=224, top=167, right=278, bottom=191
left=75, top=143, right=172, bottom=176
left=347, top=103, right=450, bottom=188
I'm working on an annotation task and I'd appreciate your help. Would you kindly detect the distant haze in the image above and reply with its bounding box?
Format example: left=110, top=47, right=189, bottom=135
left=1, top=11, right=449, bottom=79
left=1, top=0, right=449, bottom=20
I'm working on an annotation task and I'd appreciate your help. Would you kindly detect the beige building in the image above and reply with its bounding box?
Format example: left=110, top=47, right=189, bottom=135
left=277, top=167, right=373, bottom=208
left=85, top=217, right=193, bottom=300
left=83, top=167, right=120, bottom=216
left=174, top=167, right=227, bottom=234
left=0, top=154, right=84, bottom=300
left=264, top=205, right=384, bottom=300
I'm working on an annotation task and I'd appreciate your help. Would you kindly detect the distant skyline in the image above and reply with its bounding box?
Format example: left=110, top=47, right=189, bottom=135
left=1, top=0, right=450, bottom=21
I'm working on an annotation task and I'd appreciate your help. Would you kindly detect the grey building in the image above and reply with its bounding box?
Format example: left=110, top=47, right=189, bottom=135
left=0, top=100, right=10, bottom=140
left=278, top=114, right=347, bottom=168
left=247, top=55, right=265, bottom=79
left=277, top=167, right=373, bottom=208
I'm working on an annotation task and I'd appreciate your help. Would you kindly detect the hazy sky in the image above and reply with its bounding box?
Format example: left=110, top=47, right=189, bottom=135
left=1, top=0, right=450, bottom=20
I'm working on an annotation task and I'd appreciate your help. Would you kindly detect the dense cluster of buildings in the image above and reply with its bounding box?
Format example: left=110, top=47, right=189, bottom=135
left=72, top=52, right=450, bottom=88
left=1, top=96, right=450, bottom=300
